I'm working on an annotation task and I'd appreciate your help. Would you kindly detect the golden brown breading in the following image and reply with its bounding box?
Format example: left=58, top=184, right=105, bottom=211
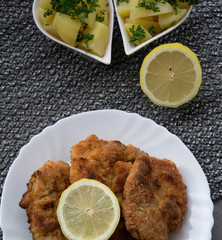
left=70, top=134, right=148, bottom=239
left=19, top=161, right=70, bottom=240
left=122, top=156, right=187, bottom=240
left=70, top=134, right=147, bottom=202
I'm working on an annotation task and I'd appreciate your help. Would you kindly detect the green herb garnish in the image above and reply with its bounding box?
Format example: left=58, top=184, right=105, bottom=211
left=129, top=25, right=146, bottom=46
left=136, top=0, right=166, bottom=13
left=117, top=0, right=129, bottom=6
left=136, top=0, right=200, bottom=14
left=96, top=9, right=107, bottom=22
left=43, top=8, right=54, bottom=17
left=76, top=31, right=94, bottom=51
left=148, top=26, right=156, bottom=36
left=47, top=0, right=100, bottom=24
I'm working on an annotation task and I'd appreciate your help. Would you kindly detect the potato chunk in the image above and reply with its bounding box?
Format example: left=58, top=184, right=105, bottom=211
left=130, top=0, right=174, bottom=19
left=96, top=0, right=109, bottom=26
left=125, top=18, right=161, bottom=34
left=37, top=7, right=55, bottom=25
left=52, top=12, right=81, bottom=46
left=39, top=0, right=53, bottom=10
left=82, top=21, right=109, bottom=57
left=117, top=2, right=131, bottom=18
left=124, top=23, right=152, bottom=46
left=85, top=11, right=97, bottom=29
left=158, top=9, right=187, bottom=29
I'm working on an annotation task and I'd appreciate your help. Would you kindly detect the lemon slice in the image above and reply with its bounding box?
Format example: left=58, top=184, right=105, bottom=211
left=140, top=43, right=202, bottom=108
left=57, top=179, right=120, bottom=240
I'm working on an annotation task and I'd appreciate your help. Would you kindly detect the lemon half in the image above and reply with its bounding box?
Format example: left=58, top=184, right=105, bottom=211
left=57, top=179, right=120, bottom=240
left=140, top=43, right=202, bottom=108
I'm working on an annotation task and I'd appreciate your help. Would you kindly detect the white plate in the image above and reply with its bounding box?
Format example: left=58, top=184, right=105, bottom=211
left=113, top=1, right=192, bottom=55
left=0, top=109, right=214, bottom=240
left=32, top=0, right=114, bottom=65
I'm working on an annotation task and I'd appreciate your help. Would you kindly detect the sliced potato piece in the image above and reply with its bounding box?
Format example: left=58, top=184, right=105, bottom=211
left=85, top=11, right=97, bottom=28
left=53, top=12, right=81, bottom=46
left=140, top=16, right=155, bottom=21
left=130, top=1, right=174, bottom=19
left=39, top=0, right=53, bottom=10
left=81, top=21, right=109, bottom=57
left=124, top=23, right=152, bottom=46
left=96, top=0, right=109, bottom=26
left=158, top=9, right=187, bottom=29
left=125, top=18, right=161, bottom=34
left=37, top=7, right=55, bottom=25
left=44, top=24, right=61, bottom=40
left=117, top=2, right=131, bottom=18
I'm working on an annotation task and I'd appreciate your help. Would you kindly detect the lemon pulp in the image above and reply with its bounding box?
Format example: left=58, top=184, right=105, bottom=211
left=140, top=43, right=202, bottom=107
left=57, top=179, right=120, bottom=240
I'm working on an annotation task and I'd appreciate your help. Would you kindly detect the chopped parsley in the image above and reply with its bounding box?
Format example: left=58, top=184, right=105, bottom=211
left=148, top=26, right=156, bottom=36
left=43, top=8, right=54, bottom=17
left=117, top=0, right=129, bottom=6
left=76, top=31, right=94, bottom=51
left=44, top=0, right=100, bottom=24
left=136, top=0, right=166, bottom=13
left=129, top=25, right=146, bottom=47
left=136, top=0, right=200, bottom=14
left=43, top=0, right=110, bottom=52
left=96, top=9, right=107, bottom=22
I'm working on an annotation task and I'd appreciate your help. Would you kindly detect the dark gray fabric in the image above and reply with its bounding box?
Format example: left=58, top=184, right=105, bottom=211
left=0, top=0, right=221, bottom=238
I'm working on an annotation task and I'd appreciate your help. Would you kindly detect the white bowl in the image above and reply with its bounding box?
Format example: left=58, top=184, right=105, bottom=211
left=32, top=0, right=114, bottom=65
left=113, top=1, right=192, bottom=55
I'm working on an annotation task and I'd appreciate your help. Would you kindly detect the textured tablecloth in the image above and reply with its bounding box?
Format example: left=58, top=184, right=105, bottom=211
left=0, top=0, right=221, bottom=238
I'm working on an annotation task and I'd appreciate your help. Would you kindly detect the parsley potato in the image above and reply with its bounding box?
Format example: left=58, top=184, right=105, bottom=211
left=125, top=23, right=152, bottom=46
left=116, top=0, right=197, bottom=47
left=37, top=0, right=110, bottom=57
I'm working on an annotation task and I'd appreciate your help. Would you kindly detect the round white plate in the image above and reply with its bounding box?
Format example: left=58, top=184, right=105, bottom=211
left=0, top=109, right=214, bottom=240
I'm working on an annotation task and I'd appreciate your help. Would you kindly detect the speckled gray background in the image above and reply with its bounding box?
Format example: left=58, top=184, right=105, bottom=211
left=0, top=0, right=221, bottom=239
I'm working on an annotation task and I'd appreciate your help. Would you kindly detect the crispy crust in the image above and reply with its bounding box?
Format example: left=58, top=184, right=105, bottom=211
left=122, top=156, right=187, bottom=240
left=70, top=134, right=148, bottom=201
left=19, top=161, right=70, bottom=240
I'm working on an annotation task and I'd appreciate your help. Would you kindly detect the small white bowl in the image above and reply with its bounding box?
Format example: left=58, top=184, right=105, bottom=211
left=32, top=0, right=114, bottom=65
left=113, top=1, right=192, bottom=55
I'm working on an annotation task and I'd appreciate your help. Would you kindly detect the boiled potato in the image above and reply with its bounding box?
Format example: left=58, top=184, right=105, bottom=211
left=40, top=0, right=53, bottom=10
left=97, top=0, right=109, bottom=26
left=85, top=11, right=97, bottom=28
left=130, top=0, right=174, bottom=19
left=37, top=7, right=55, bottom=25
left=125, top=18, right=161, bottom=34
left=53, top=12, right=81, bottom=46
left=81, top=21, right=109, bottom=57
left=117, top=2, right=131, bottom=18
left=125, top=23, right=152, bottom=46
left=44, top=24, right=61, bottom=40
left=39, top=0, right=110, bottom=56
left=158, top=9, right=187, bottom=29
left=116, top=0, right=193, bottom=47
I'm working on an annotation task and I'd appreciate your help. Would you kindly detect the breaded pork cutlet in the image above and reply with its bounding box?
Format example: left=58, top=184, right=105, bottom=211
left=70, top=134, right=147, bottom=203
left=70, top=134, right=148, bottom=239
left=122, top=156, right=187, bottom=240
left=19, top=160, right=70, bottom=240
